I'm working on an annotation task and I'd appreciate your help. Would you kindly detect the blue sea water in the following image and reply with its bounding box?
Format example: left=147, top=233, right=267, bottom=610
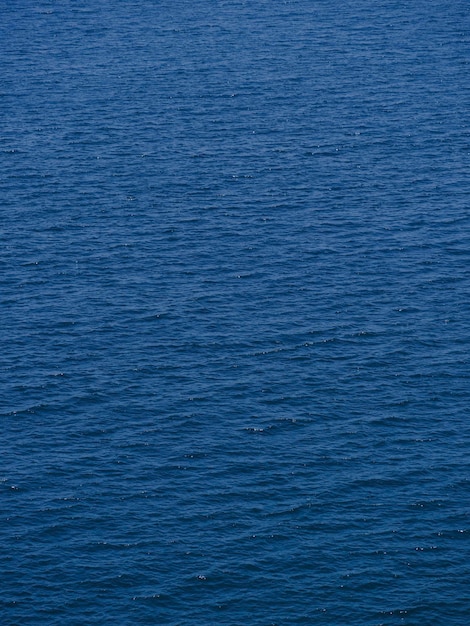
left=1, top=1, right=470, bottom=624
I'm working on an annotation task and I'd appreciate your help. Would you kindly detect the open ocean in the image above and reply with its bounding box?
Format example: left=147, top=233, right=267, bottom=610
left=1, top=1, right=470, bottom=624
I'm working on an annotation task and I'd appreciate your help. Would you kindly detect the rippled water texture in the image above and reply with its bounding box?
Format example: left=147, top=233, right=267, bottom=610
left=1, top=1, right=470, bottom=624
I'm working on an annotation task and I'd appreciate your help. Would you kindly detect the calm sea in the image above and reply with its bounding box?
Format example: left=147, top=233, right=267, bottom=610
left=1, top=1, right=470, bottom=624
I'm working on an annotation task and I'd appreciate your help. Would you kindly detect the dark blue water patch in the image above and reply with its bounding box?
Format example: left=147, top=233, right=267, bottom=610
left=2, top=0, right=470, bottom=624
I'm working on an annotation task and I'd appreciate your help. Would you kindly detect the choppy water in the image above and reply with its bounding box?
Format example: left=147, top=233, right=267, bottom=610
left=1, top=1, right=470, bottom=624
